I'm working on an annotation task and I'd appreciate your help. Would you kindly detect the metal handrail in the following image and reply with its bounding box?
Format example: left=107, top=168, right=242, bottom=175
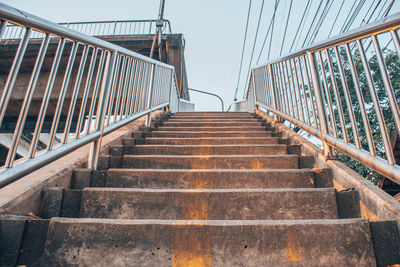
left=239, top=12, right=400, bottom=185
left=2, top=19, right=172, bottom=39
left=0, top=3, right=193, bottom=187
left=188, top=88, right=224, bottom=111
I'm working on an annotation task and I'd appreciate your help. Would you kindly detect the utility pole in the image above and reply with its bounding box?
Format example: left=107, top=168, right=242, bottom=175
left=150, top=0, right=166, bottom=60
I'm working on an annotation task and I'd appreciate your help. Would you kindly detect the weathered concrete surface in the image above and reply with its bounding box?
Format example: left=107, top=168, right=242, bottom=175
left=41, top=218, right=376, bottom=266
left=130, top=144, right=288, bottom=155
left=0, top=111, right=164, bottom=215
left=257, top=110, right=400, bottom=228
left=148, top=131, right=272, bottom=138
left=145, top=137, right=280, bottom=145
left=162, top=121, right=264, bottom=127
left=80, top=188, right=338, bottom=220
left=156, top=126, right=269, bottom=132
left=123, top=155, right=299, bottom=169
left=105, top=169, right=316, bottom=189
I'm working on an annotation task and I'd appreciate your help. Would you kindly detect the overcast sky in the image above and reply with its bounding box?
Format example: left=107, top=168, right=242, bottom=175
left=2, top=0, right=400, bottom=110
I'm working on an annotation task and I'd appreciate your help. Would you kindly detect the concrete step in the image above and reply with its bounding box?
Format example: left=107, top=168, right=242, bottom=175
left=173, top=112, right=252, bottom=116
left=105, top=169, right=316, bottom=188
left=41, top=218, right=376, bottom=266
left=130, top=144, right=287, bottom=155
left=156, top=126, right=270, bottom=132
left=165, top=119, right=262, bottom=123
left=172, top=114, right=255, bottom=118
left=145, top=137, right=280, bottom=145
left=80, top=188, right=338, bottom=220
left=147, top=131, right=273, bottom=138
left=162, top=121, right=263, bottom=127
left=123, top=155, right=298, bottom=169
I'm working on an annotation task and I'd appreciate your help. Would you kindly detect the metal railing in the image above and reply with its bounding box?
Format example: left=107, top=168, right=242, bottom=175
left=0, top=3, right=192, bottom=187
left=239, top=12, right=400, bottom=185
left=2, top=19, right=172, bottom=39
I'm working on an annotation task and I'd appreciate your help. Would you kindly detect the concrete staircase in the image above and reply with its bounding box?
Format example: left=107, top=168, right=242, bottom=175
left=40, top=112, right=377, bottom=266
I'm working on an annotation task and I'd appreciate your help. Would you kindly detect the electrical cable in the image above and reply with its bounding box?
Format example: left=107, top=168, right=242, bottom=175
left=279, top=0, right=294, bottom=56
left=234, top=0, right=252, bottom=101
left=289, top=0, right=311, bottom=52
left=301, top=0, right=324, bottom=48
left=328, top=0, right=345, bottom=38
left=309, top=0, right=334, bottom=45
left=242, top=0, right=266, bottom=98
left=256, top=0, right=280, bottom=64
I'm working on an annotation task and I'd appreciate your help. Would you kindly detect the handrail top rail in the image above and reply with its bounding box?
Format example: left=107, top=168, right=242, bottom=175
left=5, top=19, right=172, bottom=25
left=254, top=11, right=400, bottom=69
left=59, top=19, right=172, bottom=24
left=0, top=3, right=173, bottom=69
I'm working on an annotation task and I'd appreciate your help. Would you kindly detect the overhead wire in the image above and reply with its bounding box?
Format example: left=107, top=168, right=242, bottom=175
left=289, top=0, right=312, bottom=52
left=256, top=0, right=280, bottom=64
left=279, top=0, right=294, bottom=56
left=301, top=0, right=324, bottom=48
left=328, top=0, right=345, bottom=38
left=309, top=0, right=335, bottom=45
left=234, top=0, right=252, bottom=101
left=242, top=0, right=266, bottom=98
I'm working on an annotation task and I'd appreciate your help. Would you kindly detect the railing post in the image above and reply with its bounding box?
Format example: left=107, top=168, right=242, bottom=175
left=267, top=64, right=279, bottom=122
left=146, top=64, right=157, bottom=127
left=88, top=50, right=117, bottom=169
left=306, top=51, right=333, bottom=159
left=167, top=70, right=173, bottom=111
left=251, top=69, right=257, bottom=112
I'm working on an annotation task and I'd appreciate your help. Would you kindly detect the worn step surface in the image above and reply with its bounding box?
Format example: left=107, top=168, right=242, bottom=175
left=35, top=112, right=377, bottom=266
left=130, top=144, right=287, bottom=155
left=41, top=218, right=376, bottom=266
left=105, top=169, right=316, bottom=188
left=123, top=154, right=299, bottom=169
left=148, top=131, right=272, bottom=138
left=162, top=119, right=264, bottom=127
left=156, top=126, right=269, bottom=132
left=161, top=121, right=264, bottom=127
left=80, top=188, right=338, bottom=220
left=144, top=137, right=279, bottom=145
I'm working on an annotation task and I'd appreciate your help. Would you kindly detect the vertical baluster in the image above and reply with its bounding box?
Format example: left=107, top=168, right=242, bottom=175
left=372, top=35, right=400, bottom=143
left=345, top=43, right=376, bottom=155
left=75, top=47, right=98, bottom=139
left=296, top=57, right=311, bottom=126
left=5, top=33, right=50, bottom=167
left=317, top=50, right=338, bottom=138
left=48, top=42, right=79, bottom=150
left=63, top=45, right=89, bottom=143
left=29, top=38, right=66, bottom=157
left=106, top=54, right=122, bottom=125
left=88, top=51, right=117, bottom=169
left=307, top=51, right=333, bottom=158
left=302, top=55, right=319, bottom=129
left=0, top=28, right=32, bottom=127
left=291, top=58, right=305, bottom=122
left=357, top=39, right=395, bottom=164
left=325, top=48, right=348, bottom=143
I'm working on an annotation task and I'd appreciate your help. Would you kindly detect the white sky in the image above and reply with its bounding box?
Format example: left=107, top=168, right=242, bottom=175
left=2, top=0, right=400, bottom=111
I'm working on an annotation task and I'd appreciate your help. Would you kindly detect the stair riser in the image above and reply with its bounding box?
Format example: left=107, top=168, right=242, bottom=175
left=145, top=138, right=279, bottom=145
left=80, top=189, right=338, bottom=220
left=156, top=127, right=269, bottom=132
left=106, top=170, right=315, bottom=188
left=147, top=132, right=272, bottom=138
left=162, top=122, right=263, bottom=127
left=42, top=219, right=376, bottom=266
left=163, top=119, right=264, bottom=126
left=123, top=155, right=298, bottom=169
left=130, top=145, right=287, bottom=155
